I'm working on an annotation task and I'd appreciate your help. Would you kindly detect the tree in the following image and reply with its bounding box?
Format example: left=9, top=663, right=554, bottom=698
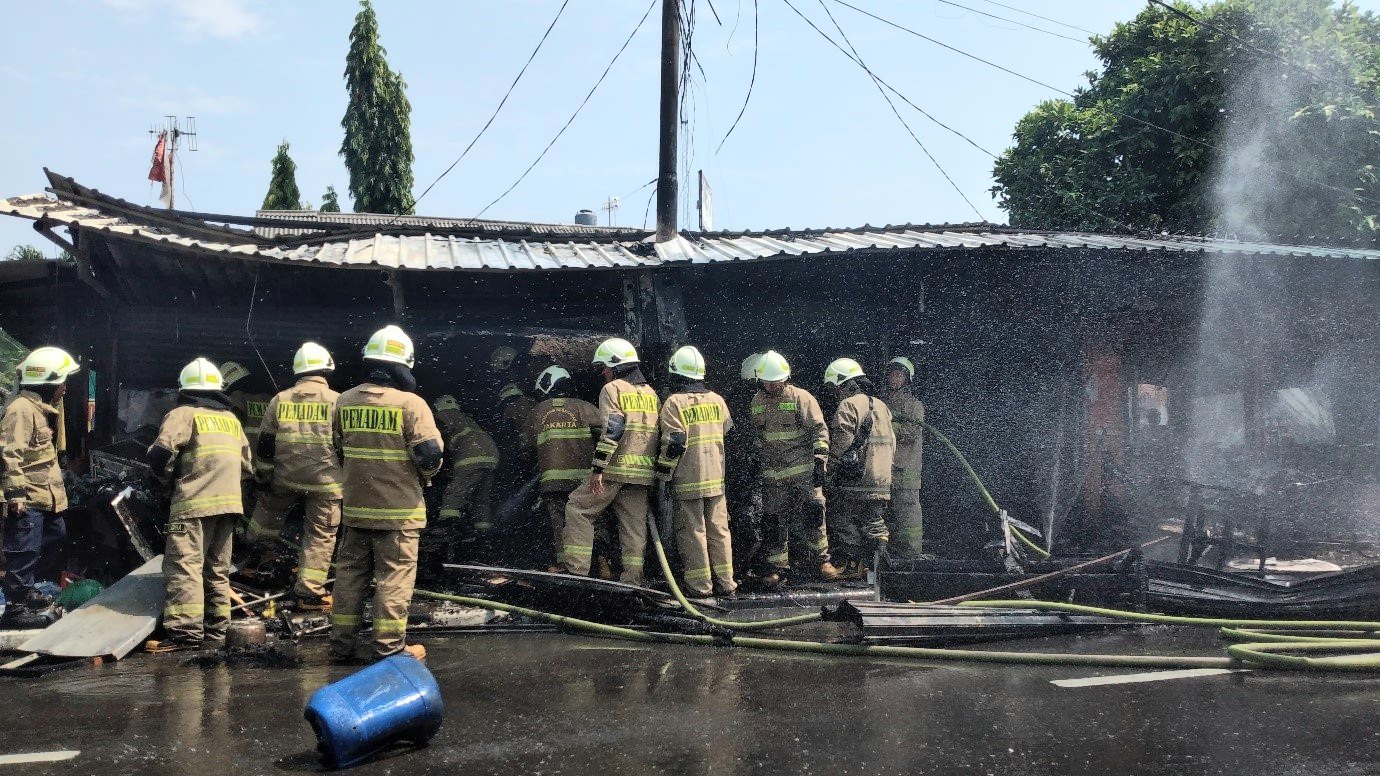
left=340, top=0, right=414, bottom=215
left=320, top=185, right=342, bottom=213
left=262, top=140, right=303, bottom=210
left=991, top=0, right=1380, bottom=242
left=4, top=245, right=45, bottom=262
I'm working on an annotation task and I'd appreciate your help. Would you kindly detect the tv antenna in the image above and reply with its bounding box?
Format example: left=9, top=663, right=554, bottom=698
left=147, top=116, right=197, bottom=209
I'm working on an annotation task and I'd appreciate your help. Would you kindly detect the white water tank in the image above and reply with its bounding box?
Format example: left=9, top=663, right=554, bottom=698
left=574, top=209, right=597, bottom=226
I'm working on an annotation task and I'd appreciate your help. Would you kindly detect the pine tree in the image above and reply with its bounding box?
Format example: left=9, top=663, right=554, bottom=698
left=320, top=185, right=342, bottom=213
left=340, top=0, right=414, bottom=214
left=261, top=140, right=302, bottom=210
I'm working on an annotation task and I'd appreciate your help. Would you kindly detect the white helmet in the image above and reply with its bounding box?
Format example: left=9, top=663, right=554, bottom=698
left=888, top=356, right=916, bottom=381
left=180, top=358, right=224, bottom=392
left=490, top=345, right=519, bottom=372
left=293, top=342, right=335, bottom=375
left=219, top=361, right=250, bottom=390
left=363, top=325, right=415, bottom=368
left=740, top=352, right=764, bottom=381
left=824, top=357, right=866, bottom=387
left=754, top=350, right=791, bottom=382
left=593, top=337, right=638, bottom=368
left=668, top=346, right=706, bottom=380
left=18, top=347, right=79, bottom=386
left=433, top=394, right=462, bottom=413
left=535, top=365, right=572, bottom=396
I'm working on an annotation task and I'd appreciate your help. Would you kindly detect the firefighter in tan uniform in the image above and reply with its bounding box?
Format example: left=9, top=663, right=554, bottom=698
left=656, top=347, right=737, bottom=599
left=144, top=359, right=253, bottom=652
left=750, top=351, right=842, bottom=588
left=559, top=338, right=658, bottom=584
left=246, top=342, right=342, bottom=610
left=430, top=395, right=498, bottom=561
left=0, top=347, right=80, bottom=615
left=882, top=357, right=925, bottom=555
left=330, top=326, right=442, bottom=663
left=521, top=366, right=602, bottom=567
left=823, top=358, right=896, bottom=578
left=221, top=361, right=272, bottom=453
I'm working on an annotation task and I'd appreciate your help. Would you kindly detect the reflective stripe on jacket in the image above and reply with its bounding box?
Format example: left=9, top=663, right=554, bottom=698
left=659, top=389, right=733, bottom=499
left=751, top=384, right=828, bottom=486
left=152, top=405, right=252, bottom=519
left=260, top=376, right=342, bottom=496
left=593, top=380, right=659, bottom=485
left=884, top=386, right=925, bottom=489
left=335, top=383, right=443, bottom=530
left=522, top=397, right=601, bottom=493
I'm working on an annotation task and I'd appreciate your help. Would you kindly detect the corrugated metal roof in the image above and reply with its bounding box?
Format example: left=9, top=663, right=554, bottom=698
left=252, top=209, right=645, bottom=239
left=6, top=188, right=1380, bottom=273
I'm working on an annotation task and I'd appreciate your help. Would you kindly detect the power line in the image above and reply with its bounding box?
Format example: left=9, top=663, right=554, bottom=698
left=1146, top=0, right=1359, bottom=96
left=799, top=0, right=985, bottom=220
left=833, top=0, right=1380, bottom=210
left=974, top=0, right=1096, bottom=36
left=933, top=0, right=1086, bottom=43
left=474, top=0, right=658, bottom=219
left=716, top=0, right=758, bottom=152
left=790, top=0, right=1138, bottom=232
left=395, top=0, right=572, bottom=223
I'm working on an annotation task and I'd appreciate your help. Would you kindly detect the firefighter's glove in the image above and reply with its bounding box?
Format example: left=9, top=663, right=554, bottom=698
left=812, top=456, right=828, bottom=488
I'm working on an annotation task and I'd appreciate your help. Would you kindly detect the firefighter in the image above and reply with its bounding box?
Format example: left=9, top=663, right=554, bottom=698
left=245, top=342, right=342, bottom=611
left=493, top=346, right=536, bottom=434
left=882, top=356, right=925, bottom=555
left=559, top=338, right=658, bottom=584
left=0, top=347, right=80, bottom=615
left=750, top=351, right=842, bottom=587
left=330, top=325, right=442, bottom=663
left=220, top=361, right=272, bottom=452
left=823, top=358, right=896, bottom=578
left=725, top=353, right=765, bottom=580
left=429, top=395, right=498, bottom=562
left=656, top=346, right=736, bottom=599
left=144, top=358, right=252, bottom=652
left=521, top=366, right=602, bottom=568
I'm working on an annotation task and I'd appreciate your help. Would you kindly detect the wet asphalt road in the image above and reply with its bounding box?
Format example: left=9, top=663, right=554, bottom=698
left=3, top=626, right=1380, bottom=776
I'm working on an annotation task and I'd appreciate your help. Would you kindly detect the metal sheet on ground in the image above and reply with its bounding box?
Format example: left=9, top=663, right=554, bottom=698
left=19, top=555, right=164, bottom=660
left=1051, top=668, right=1245, bottom=687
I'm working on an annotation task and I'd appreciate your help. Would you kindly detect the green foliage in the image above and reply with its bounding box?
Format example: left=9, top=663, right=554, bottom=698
left=320, top=185, right=342, bottom=213
left=340, top=0, right=414, bottom=215
left=262, top=140, right=303, bottom=211
left=5, top=245, right=46, bottom=262
left=992, top=0, right=1380, bottom=241
left=0, top=327, right=27, bottom=395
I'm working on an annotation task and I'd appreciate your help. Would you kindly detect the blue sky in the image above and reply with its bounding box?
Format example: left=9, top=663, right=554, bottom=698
left=4, top=0, right=1377, bottom=253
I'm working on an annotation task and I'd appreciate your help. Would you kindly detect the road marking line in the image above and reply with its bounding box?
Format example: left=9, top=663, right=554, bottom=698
left=0, top=751, right=80, bottom=765
left=1052, top=669, right=1246, bottom=688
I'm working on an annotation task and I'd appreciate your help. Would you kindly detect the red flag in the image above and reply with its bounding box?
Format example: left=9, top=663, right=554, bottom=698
left=148, top=131, right=168, bottom=182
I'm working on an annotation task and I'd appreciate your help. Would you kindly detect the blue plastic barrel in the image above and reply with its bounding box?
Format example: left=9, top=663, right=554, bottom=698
left=304, top=654, right=444, bottom=769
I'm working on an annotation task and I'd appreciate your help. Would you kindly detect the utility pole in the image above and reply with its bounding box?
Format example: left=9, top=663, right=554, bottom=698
left=655, top=0, right=681, bottom=243
left=602, top=195, right=622, bottom=226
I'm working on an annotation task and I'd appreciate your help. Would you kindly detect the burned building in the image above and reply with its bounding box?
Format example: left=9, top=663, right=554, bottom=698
left=2, top=170, right=1377, bottom=562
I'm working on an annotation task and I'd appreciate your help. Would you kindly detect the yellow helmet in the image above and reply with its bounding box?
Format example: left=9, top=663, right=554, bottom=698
left=433, top=394, right=462, bottom=413
left=593, top=337, right=639, bottom=368
left=18, top=347, right=79, bottom=386
left=218, top=361, right=250, bottom=390
left=887, top=356, right=916, bottom=380
left=754, top=350, right=791, bottom=382
left=535, top=366, right=572, bottom=395
left=668, top=345, right=706, bottom=380
left=180, top=358, right=224, bottom=392
left=490, top=345, right=520, bottom=372
left=824, top=357, right=865, bottom=387
left=293, top=342, right=335, bottom=375
left=363, top=325, right=415, bottom=368
left=740, top=352, right=764, bottom=381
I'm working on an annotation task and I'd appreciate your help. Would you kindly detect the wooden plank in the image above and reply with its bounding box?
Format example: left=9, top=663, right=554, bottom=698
left=19, top=556, right=163, bottom=660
